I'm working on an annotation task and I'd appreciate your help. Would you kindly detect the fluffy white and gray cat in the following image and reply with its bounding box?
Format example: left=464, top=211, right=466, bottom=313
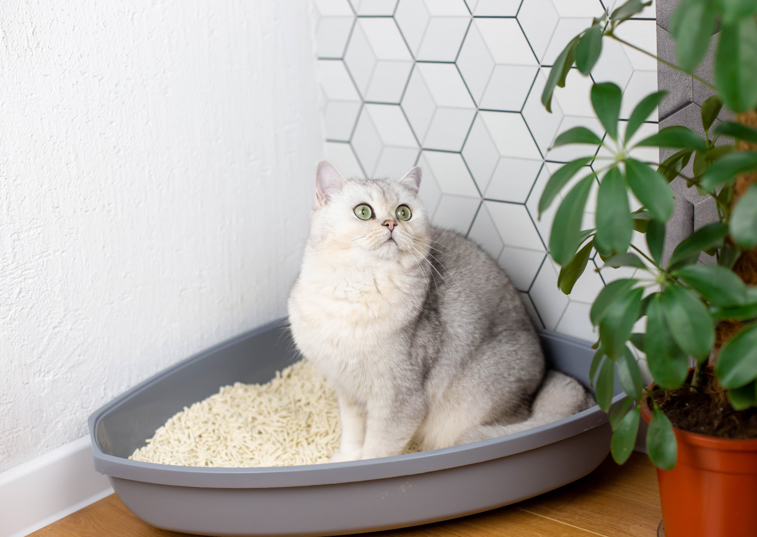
left=288, top=161, right=594, bottom=462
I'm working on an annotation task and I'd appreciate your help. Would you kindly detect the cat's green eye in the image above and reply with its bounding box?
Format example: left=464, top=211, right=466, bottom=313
left=354, top=204, right=373, bottom=220
left=396, top=205, right=412, bottom=221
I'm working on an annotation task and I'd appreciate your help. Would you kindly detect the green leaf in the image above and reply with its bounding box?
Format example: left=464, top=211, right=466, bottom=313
left=715, top=121, right=757, bottom=144
left=618, top=347, right=644, bottom=400
left=662, top=286, right=715, bottom=362
left=711, top=302, right=757, bottom=321
left=658, top=149, right=693, bottom=182
left=674, top=265, right=747, bottom=307
left=596, top=358, right=616, bottom=413
left=728, top=381, right=757, bottom=411
left=626, top=91, right=667, bottom=143
left=720, top=242, right=742, bottom=270
left=668, top=222, right=729, bottom=268
left=542, top=36, right=580, bottom=113
left=700, top=151, right=757, bottom=192
left=669, top=0, right=718, bottom=73
left=647, top=406, right=678, bottom=470
left=700, top=95, right=723, bottom=133
left=646, top=219, right=665, bottom=266
left=558, top=241, right=594, bottom=294
left=576, top=24, right=603, bottom=75
left=611, top=0, right=651, bottom=21
left=590, top=279, right=638, bottom=325
left=610, top=398, right=635, bottom=430
left=625, top=159, right=675, bottom=222
left=716, top=18, right=757, bottom=113
left=591, top=83, right=622, bottom=140
left=553, top=126, right=603, bottom=148
left=599, top=287, right=644, bottom=359
left=595, top=168, right=632, bottom=256
left=550, top=175, right=595, bottom=266
left=721, top=0, right=757, bottom=23
left=635, top=127, right=707, bottom=151
left=538, top=157, right=593, bottom=216
left=731, top=184, right=757, bottom=249
left=630, top=333, right=645, bottom=353
left=611, top=406, right=641, bottom=465
left=603, top=253, right=647, bottom=270
left=589, top=348, right=604, bottom=387
left=715, top=323, right=757, bottom=389
left=646, top=295, right=689, bottom=390
left=632, top=210, right=652, bottom=233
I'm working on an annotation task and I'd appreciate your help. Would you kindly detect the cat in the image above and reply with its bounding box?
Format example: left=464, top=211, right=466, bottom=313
left=287, top=160, right=594, bottom=462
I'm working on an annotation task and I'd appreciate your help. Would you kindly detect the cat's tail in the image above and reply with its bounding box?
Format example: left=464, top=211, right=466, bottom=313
left=458, top=371, right=596, bottom=444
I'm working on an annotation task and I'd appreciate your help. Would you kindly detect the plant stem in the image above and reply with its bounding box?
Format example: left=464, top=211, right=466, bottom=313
left=692, top=360, right=708, bottom=390
left=607, top=34, right=718, bottom=91
left=630, top=243, right=658, bottom=267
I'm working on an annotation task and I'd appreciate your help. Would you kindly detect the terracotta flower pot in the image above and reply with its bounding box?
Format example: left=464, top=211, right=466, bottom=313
left=641, top=398, right=757, bottom=537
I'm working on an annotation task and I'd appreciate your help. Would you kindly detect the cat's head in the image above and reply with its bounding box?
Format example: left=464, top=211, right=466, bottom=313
left=307, top=160, right=431, bottom=262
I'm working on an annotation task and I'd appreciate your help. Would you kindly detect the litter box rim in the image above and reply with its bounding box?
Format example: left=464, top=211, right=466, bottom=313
left=89, top=318, right=622, bottom=490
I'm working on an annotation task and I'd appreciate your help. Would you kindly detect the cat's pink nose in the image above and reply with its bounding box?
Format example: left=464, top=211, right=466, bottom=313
left=382, top=219, right=396, bottom=231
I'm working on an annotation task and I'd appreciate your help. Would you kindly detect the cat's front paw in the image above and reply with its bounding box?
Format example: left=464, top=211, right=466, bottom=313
left=330, top=449, right=362, bottom=463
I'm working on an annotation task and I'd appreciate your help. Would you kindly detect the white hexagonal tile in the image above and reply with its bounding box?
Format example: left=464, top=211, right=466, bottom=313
left=556, top=301, right=596, bottom=342
left=479, top=65, right=539, bottom=112
left=591, top=38, right=634, bottom=90
left=318, top=60, right=362, bottom=141
left=315, top=17, right=356, bottom=58
left=350, top=0, right=398, bottom=15
left=431, top=195, right=481, bottom=235
left=351, top=104, right=419, bottom=177
left=525, top=164, right=555, bottom=249
left=485, top=158, right=543, bottom=203
left=519, top=292, right=544, bottom=328
left=325, top=141, right=366, bottom=179
left=551, top=0, right=604, bottom=17
left=499, top=246, right=547, bottom=291
left=485, top=200, right=544, bottom=251
left=467, top=203, right=504, bottom=260
left=479, top=111, right=542, bottom=160
left=620, top=70, right=658, bottom=120
left=552, top=68, right=595, bottom=118
left=456, top=22, right=496, bottom=105
left=344, top=18, right=413, bottom=103
left=402, top=63, right=476, bottom=151
left=462, top=114, right=499, bottom=193
left=517, top=0, right=560, bottom=63
left=416, top=152, right=443, bottom=216
left=615, top=20, right=658, bottom=71
left=465, top=0, right=522, bottom=16
left=529, top=259, right=569, bottom=330
left=476, top=19, right=539, bottom=66
left=315, top=0, right=355, bottom=15
left=420, top=151, right=479, bottom=197
left=522, top=69, right=564, bottom=156
left=396, top=0, right=471, bottom=62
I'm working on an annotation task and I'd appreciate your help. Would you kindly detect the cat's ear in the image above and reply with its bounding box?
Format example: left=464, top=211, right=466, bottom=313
left=397, top=166, right=422, bottom=195
left=315, top=160, right=346, bottom=206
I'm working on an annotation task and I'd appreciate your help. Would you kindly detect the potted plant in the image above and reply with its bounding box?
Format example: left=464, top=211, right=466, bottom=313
left=536, top=1, right=757, bottom=535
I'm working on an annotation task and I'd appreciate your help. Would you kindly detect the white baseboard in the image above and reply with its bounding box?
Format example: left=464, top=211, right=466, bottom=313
left=0, top=436, right=113, bottom=537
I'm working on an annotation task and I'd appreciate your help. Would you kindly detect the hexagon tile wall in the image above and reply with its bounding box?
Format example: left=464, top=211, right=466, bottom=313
left=312, top=0, right=658, bottom=343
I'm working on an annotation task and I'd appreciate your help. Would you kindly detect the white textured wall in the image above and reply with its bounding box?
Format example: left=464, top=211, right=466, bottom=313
left=0, top=1, right=322, bottom=472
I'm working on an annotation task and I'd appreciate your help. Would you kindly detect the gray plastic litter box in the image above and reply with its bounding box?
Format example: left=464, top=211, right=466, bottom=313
left=89, top=318, right=623, bottom=537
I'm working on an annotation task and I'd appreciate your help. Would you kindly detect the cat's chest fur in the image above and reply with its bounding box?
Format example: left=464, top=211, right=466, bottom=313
left=288, top=251, right=426, bottom=397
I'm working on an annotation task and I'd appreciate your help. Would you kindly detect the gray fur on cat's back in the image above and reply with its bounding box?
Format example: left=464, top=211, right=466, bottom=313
left=408, top=227, right=545, bottom=427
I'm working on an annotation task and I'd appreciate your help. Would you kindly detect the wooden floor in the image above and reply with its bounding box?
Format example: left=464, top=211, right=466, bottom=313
left=32, top=453, right=660, bottom=537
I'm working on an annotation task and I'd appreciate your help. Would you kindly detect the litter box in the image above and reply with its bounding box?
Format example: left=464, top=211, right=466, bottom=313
left=89, top=317, right=624, bottom=537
